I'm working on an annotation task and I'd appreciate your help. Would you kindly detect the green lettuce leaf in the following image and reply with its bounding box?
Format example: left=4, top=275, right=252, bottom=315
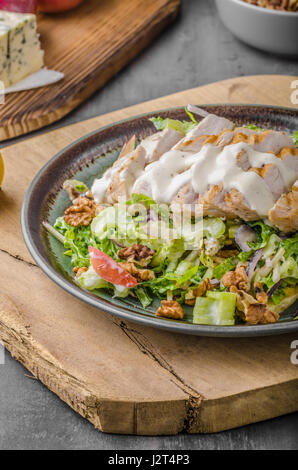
left=281, top=233, right=298, bottom=259
left=247, top=220, right=277, bottom=251
left=149, top=111, right=197, bottom=136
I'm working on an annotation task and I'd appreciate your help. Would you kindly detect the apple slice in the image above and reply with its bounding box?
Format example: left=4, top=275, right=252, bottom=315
left=0, top=0, right=37, bottom=13
left=38, top=0, right=84, bottom=13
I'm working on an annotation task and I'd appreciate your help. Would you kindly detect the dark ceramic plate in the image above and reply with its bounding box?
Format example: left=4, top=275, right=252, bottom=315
left=21, top=105, right=298, bottom=337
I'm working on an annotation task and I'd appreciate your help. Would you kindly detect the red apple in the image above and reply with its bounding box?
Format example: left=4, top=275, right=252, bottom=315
left=38, top=0, right=84, bottom=13
left=0, top=0, right=37, bottom=13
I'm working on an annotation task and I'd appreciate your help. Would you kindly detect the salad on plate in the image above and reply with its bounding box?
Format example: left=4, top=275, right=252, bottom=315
left=44, top=106, right=298, bottom=327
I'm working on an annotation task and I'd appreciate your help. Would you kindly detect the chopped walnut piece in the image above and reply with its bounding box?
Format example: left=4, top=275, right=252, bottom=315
left=246, top=304, right=279, bottom=325
left=64, top=196, right=97, bottom=227
left=230, top=286, right=279, bottom=325
left=118, top=262, right=155, bottom=282
left=243, top=0, right=298, bottom=12
left=216, top=249, right=239, bottom=259
left=254, top=282, right=268, bottom=304
left=118, top=244, right=156, bottom=267
left=73, top=266, right=88, bottom=278
left=222, top=263, right=250, bottom=292
left=185, top=279, right=213, bottom=306
left=156, top=300, right=184, bottom=320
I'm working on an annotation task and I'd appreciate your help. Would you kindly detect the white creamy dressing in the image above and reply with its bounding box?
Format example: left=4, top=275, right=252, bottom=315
left=132, top=147, right=201, bottom=202
left=192, top=142, right=294, bottom=215
left=91, top=167, right=116, bottom=204
left=92, top=136, right=297, bottom=216
left=91, top=133, right=167, bottom=204
left=91, top=149, right=143, bottom=204
left=132, top=142, right=296, bottom=216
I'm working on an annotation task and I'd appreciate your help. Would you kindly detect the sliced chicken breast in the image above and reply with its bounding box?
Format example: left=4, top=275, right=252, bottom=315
left=174, top=114, right=234, bottom=153
left=92, top=128, right=182, bottom=204
left=269, top=183, right=298, bottom=233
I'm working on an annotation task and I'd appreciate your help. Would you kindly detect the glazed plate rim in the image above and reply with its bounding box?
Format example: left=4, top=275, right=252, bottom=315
left=21, top=104, right=298, bottom=337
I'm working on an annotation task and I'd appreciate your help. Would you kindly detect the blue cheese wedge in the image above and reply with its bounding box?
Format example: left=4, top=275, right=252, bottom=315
left=0, top=10, right=44, bottom=88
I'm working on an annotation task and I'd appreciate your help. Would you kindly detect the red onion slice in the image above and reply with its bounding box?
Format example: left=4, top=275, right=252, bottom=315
left=246, top=248, right=264, bottom=280
left=235, top=225, right=257, bottom=252
left=111, top=239, right=125, bottom=248
left=267, top=279, right=284, bottom=299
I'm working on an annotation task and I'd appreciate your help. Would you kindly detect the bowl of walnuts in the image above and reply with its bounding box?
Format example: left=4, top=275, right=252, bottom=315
left=215, top=0, right=298, bottom=56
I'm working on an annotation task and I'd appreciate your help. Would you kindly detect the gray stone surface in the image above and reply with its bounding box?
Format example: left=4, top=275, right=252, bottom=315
left=0, top=0, right=297, bottom=450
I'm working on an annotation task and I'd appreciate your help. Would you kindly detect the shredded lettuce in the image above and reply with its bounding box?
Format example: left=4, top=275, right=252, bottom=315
left=54, top=217, right=94, bottom=268
left=212, top=257, right=238, bottom=280
left=281, top=233, right=298, bottom=259
left=150, top=107, right=198, bottom=136
left=134, top=287, right=153, bottom=308
left=247, top=221, right=277, bottom=251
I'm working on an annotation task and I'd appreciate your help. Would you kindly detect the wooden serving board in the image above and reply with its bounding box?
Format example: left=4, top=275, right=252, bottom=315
left=0, top=75, right=298, bottom=436
left=0, top=0, right=181, bottom=142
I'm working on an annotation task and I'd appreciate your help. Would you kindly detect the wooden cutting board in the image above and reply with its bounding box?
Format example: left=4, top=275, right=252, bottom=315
left=0, top=0, right=181, bottom=142
left=0, top=75, right=298, bottom=436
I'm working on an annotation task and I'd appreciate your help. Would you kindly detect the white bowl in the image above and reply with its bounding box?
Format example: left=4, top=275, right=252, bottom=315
left=215, top=0, right=298, bottom=57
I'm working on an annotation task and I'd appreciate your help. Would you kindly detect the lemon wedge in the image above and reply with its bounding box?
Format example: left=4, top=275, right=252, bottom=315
left=0, top=153, right=4, bottom=187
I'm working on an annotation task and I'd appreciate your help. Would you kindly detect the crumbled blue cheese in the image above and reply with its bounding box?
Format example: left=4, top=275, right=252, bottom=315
left=0, top=10, right=44, bottom=88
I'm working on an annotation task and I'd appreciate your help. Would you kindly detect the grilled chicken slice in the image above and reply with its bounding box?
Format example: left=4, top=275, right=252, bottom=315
left=216, top=127, right=259, bottom=147
left=249, top=163, right=287, bottom=200
left=92, top=128, right=182, bottom=204
left=269, top=183, right=298, bottom=233
left=224, top=189, right=259, bottom=221
left=277, top=146, right=298, bottom=171
left=250, top=130, right=295, bottom=154
left=92, top=110, right=298, bottom=231
left=216, top=128, right=295, bottom=154
left=141, top=128, right=183, bottom=164
left=103, top=146, right=147, bottom=204
left=174, top=114, right=234, bottom=153
left=198, top=184, right=237, bottom=219
left=170, top=183, right=199, bottom=216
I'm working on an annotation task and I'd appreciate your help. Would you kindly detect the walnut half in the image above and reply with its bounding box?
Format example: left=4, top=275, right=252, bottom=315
left=118, top=244, right=156, bottom=267
left=156, top=300, right=184, bottom=320
left=118, top=262, right=155, bottom=282
left=64, top=196, right=97, bottom=227
left=73, top=266, right=88, bottom=278
left=222, top=263, right=250, bottom=292
left=185, top=278, right=214, bottom=306
left=230, top=286, right=279, bottom=325
left=254, top=282, right=268, bottom=304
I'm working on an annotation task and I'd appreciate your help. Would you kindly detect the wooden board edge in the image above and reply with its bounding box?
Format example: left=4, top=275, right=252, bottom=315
left=1, top=293, right=298, bottom=435
left=0, top=0, right=181, bottom=142
left=0, top=293, right=192, bottom=435
left=192, top=380, right=298, bottom=434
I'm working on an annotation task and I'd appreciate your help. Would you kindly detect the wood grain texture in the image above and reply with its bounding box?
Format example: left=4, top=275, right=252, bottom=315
left=0, top=75, right=298, bottom=436
left=0, top=0, right=181, bottom=142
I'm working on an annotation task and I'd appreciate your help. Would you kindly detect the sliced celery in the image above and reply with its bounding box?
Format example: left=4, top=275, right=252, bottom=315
left=193, top=291, right=236, bottom=326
